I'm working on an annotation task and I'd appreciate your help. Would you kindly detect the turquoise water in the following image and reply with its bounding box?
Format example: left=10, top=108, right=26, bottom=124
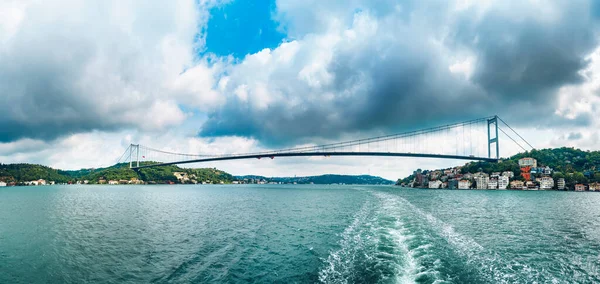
left=1, top=185, right=600, bottom=283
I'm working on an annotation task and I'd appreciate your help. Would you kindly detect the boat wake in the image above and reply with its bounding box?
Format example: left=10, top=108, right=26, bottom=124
left=374, top=191, right=545, bottom=283
left=319, top=191, right=445, bottom=283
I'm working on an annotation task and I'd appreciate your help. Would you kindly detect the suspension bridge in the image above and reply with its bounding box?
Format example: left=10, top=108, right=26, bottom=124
left=118, top=116, right=534, bottom=169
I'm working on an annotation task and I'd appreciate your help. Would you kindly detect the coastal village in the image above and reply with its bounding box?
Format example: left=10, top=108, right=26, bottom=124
left=400, top=157, right=599, bottom=191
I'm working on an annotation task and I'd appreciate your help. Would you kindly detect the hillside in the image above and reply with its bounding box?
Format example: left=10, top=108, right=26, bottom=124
left=0, top=164, right=72, bottom=184
left=460, top=147, right=600, bottom=177
left=398, top=147, right=600, bottom=188
left=236, top=174, right=394, bottom=185
left=0, top=162, right=235, bottom=185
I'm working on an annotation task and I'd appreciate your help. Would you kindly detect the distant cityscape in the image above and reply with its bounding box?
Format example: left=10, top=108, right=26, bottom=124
left=399, top=157, right=598, bottom=191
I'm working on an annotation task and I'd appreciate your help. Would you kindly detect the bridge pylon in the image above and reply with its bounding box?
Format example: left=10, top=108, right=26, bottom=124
left=129, top=144, right=140, bottom=169
left=487, top=116, right=499, bottom=160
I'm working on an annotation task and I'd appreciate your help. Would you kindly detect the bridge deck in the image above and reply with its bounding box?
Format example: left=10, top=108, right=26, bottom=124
left=132, top=152, right=498, bottom=169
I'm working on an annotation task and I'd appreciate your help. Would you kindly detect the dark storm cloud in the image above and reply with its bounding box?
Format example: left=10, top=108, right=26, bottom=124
left=0, top=36, right=115, bottom=142
left=201, top=28, right=490, bottom=146
left=199, top=0, right=600, bottom=146
left=451, top=3, right=597, bottom=102
left=0, top=36, right=128, bottom=143
left=0, top=1, right=200, bottom=144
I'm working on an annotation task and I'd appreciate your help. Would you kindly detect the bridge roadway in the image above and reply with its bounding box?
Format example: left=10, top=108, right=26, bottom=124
left=132, top=152, right=498, bottom=169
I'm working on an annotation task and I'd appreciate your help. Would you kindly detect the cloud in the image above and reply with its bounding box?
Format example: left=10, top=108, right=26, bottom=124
left=4, top=0, right=600, bottom=179
left=200, top=0, right=600, bottom=147
left=0, top=0, right=223, bottom=143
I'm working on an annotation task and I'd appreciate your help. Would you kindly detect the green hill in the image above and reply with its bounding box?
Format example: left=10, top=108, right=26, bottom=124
left=0, top=163, right=72, bottom=184
left=398, top=147, right=600, bottom=188
left=460, top=147, right=600, bottom=177
left=0, top=162, right=235, bottom=185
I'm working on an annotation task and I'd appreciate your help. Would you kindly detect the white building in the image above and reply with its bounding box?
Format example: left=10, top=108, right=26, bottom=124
left=108, top=180, right=119, bottom=185
left=557, top=178, right=565, bottom=190
left=458, top=180, right=471, bottom=189
left=488, top=178, right=498, bottom=189
left=539, top=177, right=554, bottom=190
left=498, top=176, right=509, bottom=189
left=588, top=183, right=600, bottom=191
left=173, top=172, right=190, bottom=182
left=475, top=176, right=489, bottom=189
left=518, top=157, right=537, bottom=168
left=543, top=166, right=552, bottom=175
left=27, top=180, right=40, bottom=186
left=0, top=181, right=6, bottom=187
left=491, top=172, right=501, bottom=179
left=502, top=171, right=514, bottom=178
left=429, top=180, right=442, bottom=189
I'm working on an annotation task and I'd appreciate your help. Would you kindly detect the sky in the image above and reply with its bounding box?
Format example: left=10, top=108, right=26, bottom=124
left=1, top=0, right=600, bottom=180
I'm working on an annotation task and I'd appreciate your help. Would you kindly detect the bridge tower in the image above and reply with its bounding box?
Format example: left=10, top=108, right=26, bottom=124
left=129, top=144, right=140, bottom=168
left=487, top=116, right=499, bottom=160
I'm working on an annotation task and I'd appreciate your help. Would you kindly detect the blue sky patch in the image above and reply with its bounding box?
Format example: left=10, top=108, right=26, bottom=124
left=204, top=0, right=286, bottom=58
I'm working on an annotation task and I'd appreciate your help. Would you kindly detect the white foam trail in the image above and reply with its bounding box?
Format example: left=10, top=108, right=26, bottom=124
left=376, top=191, right=525, bottom=283
left=374, top=192, right=439, bottom=284
left=318, top=200, right=372, bottom=284
left=375, top=195, right=418, bottom=283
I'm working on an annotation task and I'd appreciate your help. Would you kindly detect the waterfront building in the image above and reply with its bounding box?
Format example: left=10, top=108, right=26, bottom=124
left=539, top=177, right=554, bottom=190
left=99, top=179, right=107, bottom=184
left=26, top=180, right=38, bottom=186
left=429, top=180, right=442, bottom=189
left=488, top=178, right=498, bottom=189
left=502, top=171, right=514, bottom=178
left=447, top=179, right=458, bottom=189
left=557, top=178, right=565, bottom=190
left=575, top=184, right=586, bottom=192
left=0, top=181, right=6, bottom=187
left=589, top=183, right=600, bottom=191
left=518, top=157, right=537, bottom=168
left=108, top=180, right=119, bottom=185
left=498, top=176, right=509, bottom=189
left=510, top=180, right=524, bottom=189
left=475, top=176, right=489, bottom=189
left=458, top=179, right=471, bottom=189
left=491, top=172, right=501, bottom=179
left=525, top=181, right=537, bottom=190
